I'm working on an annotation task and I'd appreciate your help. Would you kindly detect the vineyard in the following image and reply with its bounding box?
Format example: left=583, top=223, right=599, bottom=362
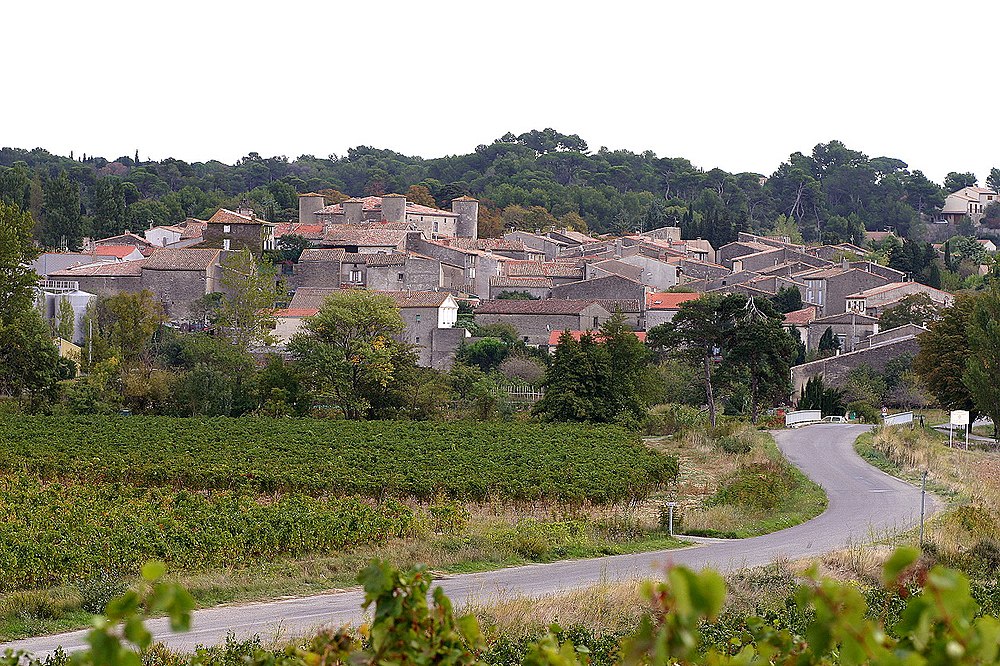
left=0, top=416, right=674, bottom=503
left=0, top=416, right=678, bottom=596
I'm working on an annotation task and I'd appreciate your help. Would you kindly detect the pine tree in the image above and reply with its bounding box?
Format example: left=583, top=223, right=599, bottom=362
left=41, top=171, right=83, bottom=249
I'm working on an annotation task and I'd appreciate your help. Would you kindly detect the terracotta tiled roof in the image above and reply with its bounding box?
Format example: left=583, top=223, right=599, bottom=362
left=362, top=252, right=408, bottom=267
left=547, top=330, right=647, bottom=346
left=49, top=260, right=146, bottom=277
left=208, top=208, right=257, bottom=225
left=315, top=196, right=459, bottom=218
left=180, top=219, right=207, bottom=239
left=143, top=248, right=220, bottom=271
left=93, top=232, right=155, bottom=248
left=94, top=245, right=140, bottom=259
left=273, top=222, right=327, bottom=239
left=504, top=261, right=546, bottom=277
left=593, top=299, right=642, bottom=313
left=783, top=306, right=817, bottom=326
left=287, top=288, right=452, bottom=310
left=321, top=226, right=410, bottom=246
left=475, top=299, right=604, bottom=315
left=489, top=276, right=553, bottom=288
left=646, top=292, right=701, bottom=310
left=542, top=262, right=585, bottom=278
left=288, top=287, right=340, bottom=309
left=377, top=291, right=453, bottom=308
left=299, top=248, right=346, bottom=262
left=446, top=238, right=527, bottom=252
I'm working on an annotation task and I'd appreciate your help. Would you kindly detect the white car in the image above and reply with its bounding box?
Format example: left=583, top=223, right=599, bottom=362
left=822, top=415, right=847, bottom=423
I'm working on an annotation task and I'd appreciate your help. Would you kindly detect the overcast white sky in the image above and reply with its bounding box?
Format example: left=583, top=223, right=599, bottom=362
left=5, top=1, right=997, bottom=184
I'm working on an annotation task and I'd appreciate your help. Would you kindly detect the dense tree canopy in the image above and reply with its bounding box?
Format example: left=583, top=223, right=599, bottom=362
left=0, top=133, right=978, bottom=246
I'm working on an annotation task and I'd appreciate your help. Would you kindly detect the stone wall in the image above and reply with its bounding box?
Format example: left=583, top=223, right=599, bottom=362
left=790, top=336, right=921, bottom=399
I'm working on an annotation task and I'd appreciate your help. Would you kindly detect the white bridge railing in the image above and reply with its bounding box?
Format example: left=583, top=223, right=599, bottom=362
left=785, top=410, right=822, bottom=427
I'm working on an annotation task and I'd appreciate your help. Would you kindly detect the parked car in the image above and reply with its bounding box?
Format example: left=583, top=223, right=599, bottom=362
left=822, top=415, right=847, bottom=423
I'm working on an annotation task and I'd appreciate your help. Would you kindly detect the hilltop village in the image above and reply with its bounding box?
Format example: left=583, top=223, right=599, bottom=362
left=31, top=185, right=991, bottom=403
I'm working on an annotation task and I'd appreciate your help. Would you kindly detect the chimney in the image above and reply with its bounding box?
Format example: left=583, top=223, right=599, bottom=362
left=298, top=193, right=325, bottom=225
left=342, top=198, right=364, bottom=226
left=381, top=194, right=407, bottom=224
left=451, top=196, right=479, bottom=240
left=841, top=257, right=849, bottom=270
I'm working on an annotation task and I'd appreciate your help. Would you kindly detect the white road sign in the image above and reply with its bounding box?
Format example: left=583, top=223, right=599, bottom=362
left=951, top=410, right=970, bottom=426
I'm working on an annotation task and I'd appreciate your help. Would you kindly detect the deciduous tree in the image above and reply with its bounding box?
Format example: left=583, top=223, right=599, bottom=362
left=963, top=288, right=1000, bottom=439
left=288, top=291, right=413, bottom=419
left=914, top=295, right=977, bottom=416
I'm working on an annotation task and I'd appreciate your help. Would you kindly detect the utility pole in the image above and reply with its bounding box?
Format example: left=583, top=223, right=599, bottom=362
left=919, top=470, right=927, bottom=548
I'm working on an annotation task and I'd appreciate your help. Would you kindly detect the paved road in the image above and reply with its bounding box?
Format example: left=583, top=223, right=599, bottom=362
left=4, top=424, right=937, bottom=657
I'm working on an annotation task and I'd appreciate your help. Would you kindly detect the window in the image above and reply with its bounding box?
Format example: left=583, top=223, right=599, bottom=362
left=350, top=270, right=362, bottom=282
left=593, top=315, right=599, bottom=327
left=223, top=239, right=231, bottom=251
left=468, top=267, right=476, bottom=279
left=223, top=225, right=231, bottom=233
left=415, top=314, right=421, bottom=323
left=397, top=272, right=404, bottom=281
left=415, top=336, right=420, bottom=344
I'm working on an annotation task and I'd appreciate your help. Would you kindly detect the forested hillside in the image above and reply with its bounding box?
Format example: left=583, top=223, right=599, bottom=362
left=2, top=129, right=996, bottom=250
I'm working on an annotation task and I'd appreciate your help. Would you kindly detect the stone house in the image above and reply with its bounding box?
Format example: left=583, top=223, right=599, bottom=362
left=845, top=282, right=954, bottom=319
left=796, top=266, right=893, bottom=316
left=139, top=248, right=223, bottom=321
left=202, top=208, right=275, bottom=255
left=806, top=311, right=880, bottom=352
left=48, top=260, right=146, bottom=297
left=552, top=274, right=647, bottom=308
left=474, top=299, right=613, bottom=346
left=488, top=276, right=553, bottom=299
left=790, top=332, right=922, bottom=399
left=645, top=292, right=701, bottom=329
left=308, top=194, right=479, bottom=239
left=503, top=231, right=568, bottom=260
left=278, top=288, right=465, bottom=369
left=783, top=305, right=817, bottom=347
left=407, top=237, right=502, bottom=297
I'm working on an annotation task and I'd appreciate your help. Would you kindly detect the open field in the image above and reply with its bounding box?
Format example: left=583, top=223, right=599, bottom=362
left=0, top=416, right=673, bottom=503
left=0, top=416, right=682, bottom=641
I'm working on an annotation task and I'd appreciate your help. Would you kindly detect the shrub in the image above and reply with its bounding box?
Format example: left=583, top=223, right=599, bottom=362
left=643, top=404, right=706, bottom=436
left=710, top=461, right=795, bottom=511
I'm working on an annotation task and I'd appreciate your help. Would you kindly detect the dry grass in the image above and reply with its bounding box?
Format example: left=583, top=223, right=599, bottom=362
left=466, top=580, right=647, bottom=640
left=854, top=425, right=1000, bottom=572
left=646, top=423, right=825, bottom=537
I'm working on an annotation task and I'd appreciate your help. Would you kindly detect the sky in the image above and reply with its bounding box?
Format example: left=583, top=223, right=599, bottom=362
left=5, top=0, right=998, bottom=184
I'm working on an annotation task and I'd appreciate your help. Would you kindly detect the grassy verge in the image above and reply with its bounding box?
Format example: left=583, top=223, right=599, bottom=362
left=646, top=424, right=827, bottom=539
left=851, top=425, right=1000, bottom=577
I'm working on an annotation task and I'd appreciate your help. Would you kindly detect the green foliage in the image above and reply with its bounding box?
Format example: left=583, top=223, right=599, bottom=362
left=770, top=285, right=803, bottom=313
left=288, top=290, right=412, bottom=420
left=216, top=248, right=282, bottom=349
left=880, top=292, right=940, bottom=329
left=495, top=290, right=539, bottom=300
left=9, top=549, right=1000, bottom=666
left=818, top=326, right=840, bottom=352
left=457, top=338, right=510, bottom=372
left=798, top=375, right=846, bottom=415
left=0, top=308, right=60, bottom=411
left=534, top=314, right=651, bottom=424
left=40, top=171, right=82, bottom=249
left=0, top=475, right=414, bottom=592
left=914, top=294, right=978, bottom=414
left=710, top=461, right=796, bottom=510
left=0, top=416, right=672, bottom=504
left=963, top=288, right=1000, bottom=435
left=0, top=199, right=41, bottom=322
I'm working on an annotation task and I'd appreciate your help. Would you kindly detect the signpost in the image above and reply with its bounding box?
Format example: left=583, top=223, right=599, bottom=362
left=663, top=502, right=678, bottom=536
left=950, top=410, right=970, bottom=449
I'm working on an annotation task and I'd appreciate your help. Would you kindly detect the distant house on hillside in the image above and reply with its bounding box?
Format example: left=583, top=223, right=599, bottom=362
left=937, top=186, right=998, bottom=225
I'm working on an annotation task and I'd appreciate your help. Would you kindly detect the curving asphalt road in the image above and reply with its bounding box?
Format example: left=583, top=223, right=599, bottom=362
left=3, top=424, right=937, bottom=657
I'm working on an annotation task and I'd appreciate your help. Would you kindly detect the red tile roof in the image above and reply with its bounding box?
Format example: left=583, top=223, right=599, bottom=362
left=94, top=245, right=140, bottom=259
left=547, top=330, right=647, bottom=345
left=783, top=306, right=817, bottom=326
left=208, top=208, right=257, bottom=225
left=645, top=292, right=701, bottom=310
left=143, top=248, right=220, bottom=271
left=475, top=299, right=606, bottom=315
left=489, top=276, right=553, bottom=288
left=273, top=222, right=327, bottom=240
